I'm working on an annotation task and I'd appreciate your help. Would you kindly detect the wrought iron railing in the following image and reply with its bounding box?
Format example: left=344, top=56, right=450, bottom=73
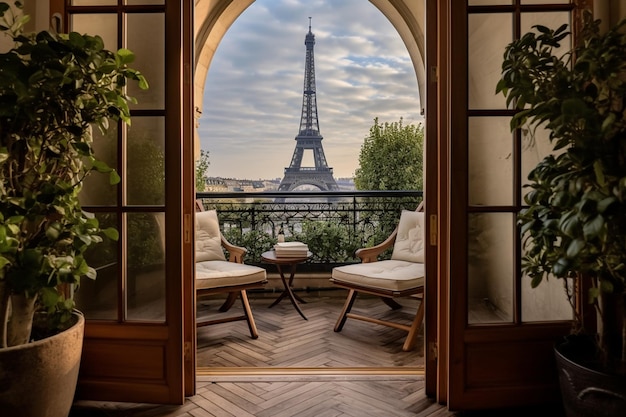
left=196, top=190, right=423, bottom=268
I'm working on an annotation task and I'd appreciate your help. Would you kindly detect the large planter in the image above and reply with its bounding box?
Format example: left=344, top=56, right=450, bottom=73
left=555, top=340, right=626, bottom=417
left=0, top=312, right=85, bottom=417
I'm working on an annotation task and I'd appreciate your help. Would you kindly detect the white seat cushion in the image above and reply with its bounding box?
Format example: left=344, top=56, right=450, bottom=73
left=331, top=260, right=424, bottom=292
left=196, top=210, right=226, bottom=262
left=391, top=210, right=424, bottom=263
left=196, top=260, right=266, bottom=290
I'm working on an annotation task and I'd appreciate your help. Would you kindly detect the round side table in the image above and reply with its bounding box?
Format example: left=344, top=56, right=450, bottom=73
left=261, top=250, right=312, bottom=320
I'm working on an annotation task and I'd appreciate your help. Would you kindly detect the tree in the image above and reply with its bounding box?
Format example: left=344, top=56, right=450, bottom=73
left=195, top=149, right=210, bottom=191
left=354, top=118, right=424, bottom=190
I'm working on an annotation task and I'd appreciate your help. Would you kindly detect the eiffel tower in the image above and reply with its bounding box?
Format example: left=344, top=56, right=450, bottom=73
left=278, top=18, right=339, bottom=192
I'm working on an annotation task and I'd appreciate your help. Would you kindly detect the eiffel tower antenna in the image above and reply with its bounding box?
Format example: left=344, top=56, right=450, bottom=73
left=278, top=18, right=339, bottom=192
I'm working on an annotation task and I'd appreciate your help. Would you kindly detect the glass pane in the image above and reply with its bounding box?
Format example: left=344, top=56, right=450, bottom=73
left=521, top=240, right=574, bottom=322
left=522, top=0, right=570, bottom=4
left=70, top=14, right=117, bottom=51
left=468, top=213, right=514, bottom=324
left=469, top=0, right=512, bottom=4
left=521, top=12, right=572, bottom=52
left=81, top=125, right=118, bottom=206
left=126, top=0, right=164, bottom=4
left=468, top=14, right=512, bottom=110
left=520, top=125, right=563, bottom=196
left=126, top=117, right=165, bottom=206
left=127, top=13, right=165, bottom=109
left=126, top=212, right=166, bottom=321
left=71, top=0, right=116, bottom=5
left=468, top=117, right=513, bottom=206
left=75, top=213, right=119, bottom=320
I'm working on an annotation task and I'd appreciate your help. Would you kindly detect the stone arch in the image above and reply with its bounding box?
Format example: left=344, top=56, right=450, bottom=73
left=193, top=0, right=425, bottom=157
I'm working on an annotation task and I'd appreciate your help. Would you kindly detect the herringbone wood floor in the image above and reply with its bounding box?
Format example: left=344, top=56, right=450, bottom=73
left=197, top=290, right=424, bottom=368
left=70, top=290, right=566, bottom=416
left=71, top=375, right=457, bottom=417
left=71, top=290, right=447, bottom=416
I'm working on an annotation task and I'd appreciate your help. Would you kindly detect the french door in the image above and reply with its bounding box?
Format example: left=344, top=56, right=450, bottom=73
left=51, top=0, right=194, bottom=404
left=445, top=0, right=585, bottom=409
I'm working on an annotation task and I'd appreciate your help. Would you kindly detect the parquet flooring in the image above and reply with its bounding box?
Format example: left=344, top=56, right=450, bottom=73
left=71, top=376, right=457, bottom=417
left=69, top=290, right=565, bottom=416
left=197, top=289, right=424, bottom=368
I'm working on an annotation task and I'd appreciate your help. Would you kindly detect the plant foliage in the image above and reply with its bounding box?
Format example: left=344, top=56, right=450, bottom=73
left=354, top=118, right=424, bottom=191
left=0, top=1, right=148, bottom=347
left=497, top=12, right=626, bottom=373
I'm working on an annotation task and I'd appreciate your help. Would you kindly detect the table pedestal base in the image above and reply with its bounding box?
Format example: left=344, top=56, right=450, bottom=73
left=269, top=263, right=307, bottom=320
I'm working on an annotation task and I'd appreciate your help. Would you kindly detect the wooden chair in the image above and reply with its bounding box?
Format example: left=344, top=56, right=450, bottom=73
left=195, top=202, right=267, bottom=338
left=330, top=203, right=425, bottom=351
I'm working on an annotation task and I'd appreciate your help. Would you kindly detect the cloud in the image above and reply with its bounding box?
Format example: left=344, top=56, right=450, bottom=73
left=198, top=0, right=421, bottom=180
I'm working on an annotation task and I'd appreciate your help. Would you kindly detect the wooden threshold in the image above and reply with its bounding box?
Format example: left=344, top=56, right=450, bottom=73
left=197, top=366, right=425, bottom=377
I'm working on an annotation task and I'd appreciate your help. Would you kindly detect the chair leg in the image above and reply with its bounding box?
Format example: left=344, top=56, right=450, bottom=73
left=402, top=298, right=425, bottom=352
left=239, top=290, right=259, bottom=339
left=219, top=291, right=238, bottom=312
left=380, top=296, right=402, bottom=310
left=334, top=289, right=358, bottom=332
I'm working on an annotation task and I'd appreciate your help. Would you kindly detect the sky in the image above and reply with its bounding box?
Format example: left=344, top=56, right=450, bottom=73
left=198, top=0, right=422, bottom=181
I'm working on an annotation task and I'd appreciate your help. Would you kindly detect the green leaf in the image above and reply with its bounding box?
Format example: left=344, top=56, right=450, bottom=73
left=0, top=146, right=8, bottom=163
left=85, top=266, right=97, bottom=280
left=566, top=238, right=584, bottom=258
left=91, top=159, right=112, bottom=173
left=559, top=211, right=579, bottom=237
left=116, top=48, right=135, bottom=65
left=530, top=274, right=543, bottom=288
left=0, top=256, right=11, bottom=269
left=102, top=227, right=119, bottom=241
left=588, top=287, right=600, bottom=303
left=601, top=112, right=616, bottom=134
left=40, top=286, right=61, bottom=309
left=593, top=160, right=605, bottom=186
left=597, top=197, right=616, bottom=214
left=552, top=257, right=570, bottom=276
left=6, top=215, right=24, bottom=224
left=45, top=222, right=62, bottom=240
left=582, top=215, right=604, bottom=239
left=109, top=170, right=121, bottom=185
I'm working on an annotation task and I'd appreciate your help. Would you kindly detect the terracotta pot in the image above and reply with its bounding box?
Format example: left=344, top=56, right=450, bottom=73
left=555, top=340, right=626, bottom=417
left=0, top=312, right=85, bottom=417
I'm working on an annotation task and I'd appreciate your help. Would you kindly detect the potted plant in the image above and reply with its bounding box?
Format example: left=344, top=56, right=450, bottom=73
left=497, top=12, right=625, bottom=417
left=0, top=2, right=147, bottom=416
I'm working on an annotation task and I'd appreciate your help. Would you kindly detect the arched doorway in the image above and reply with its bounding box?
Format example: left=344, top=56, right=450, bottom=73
left=191, top=0, right=435, bottom=388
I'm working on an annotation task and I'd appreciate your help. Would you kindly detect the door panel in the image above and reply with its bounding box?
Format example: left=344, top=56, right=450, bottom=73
left=55, top=1, right=189, bottom=404
left=446, top=0, right=582, bottom=410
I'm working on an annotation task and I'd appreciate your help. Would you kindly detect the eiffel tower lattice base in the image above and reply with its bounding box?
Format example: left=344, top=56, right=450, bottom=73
left=278, top=168, right=339, bottom=191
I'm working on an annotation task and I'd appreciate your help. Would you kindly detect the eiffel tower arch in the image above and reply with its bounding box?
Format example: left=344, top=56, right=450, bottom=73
left=278, top=18, right=339, bottom=192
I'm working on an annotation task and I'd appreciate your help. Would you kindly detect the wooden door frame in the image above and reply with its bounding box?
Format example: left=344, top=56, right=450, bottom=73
left=49, top=0, right=190, bottom=404
left=182, top=0, right=197, bottom=398
left=444, top=0, right=584, bottom=410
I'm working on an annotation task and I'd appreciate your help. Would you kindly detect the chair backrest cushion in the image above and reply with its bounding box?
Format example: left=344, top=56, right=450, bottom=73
left=391, top=210, right=424, bottom=263
left=195, top=210, right=226, bottom=262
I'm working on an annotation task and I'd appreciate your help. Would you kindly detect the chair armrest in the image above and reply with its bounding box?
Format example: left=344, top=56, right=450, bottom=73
left=220, top=234, right=247, bottom=263
left=355, top=227, right=398, bottom=263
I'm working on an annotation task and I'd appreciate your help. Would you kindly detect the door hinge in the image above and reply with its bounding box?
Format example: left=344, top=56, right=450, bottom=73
left=429, top=341, right=438, bottom=360
left=184, top=213, right=191, bottom=244
left=184, top=341, right=192, bottom=362
left=429, top=214, right=437, bottom=246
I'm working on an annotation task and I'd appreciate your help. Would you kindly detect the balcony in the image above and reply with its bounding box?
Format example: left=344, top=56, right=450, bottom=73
left=196, top=190, right=423, bottom=265
left=196, top=189, right=423, bottom=293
